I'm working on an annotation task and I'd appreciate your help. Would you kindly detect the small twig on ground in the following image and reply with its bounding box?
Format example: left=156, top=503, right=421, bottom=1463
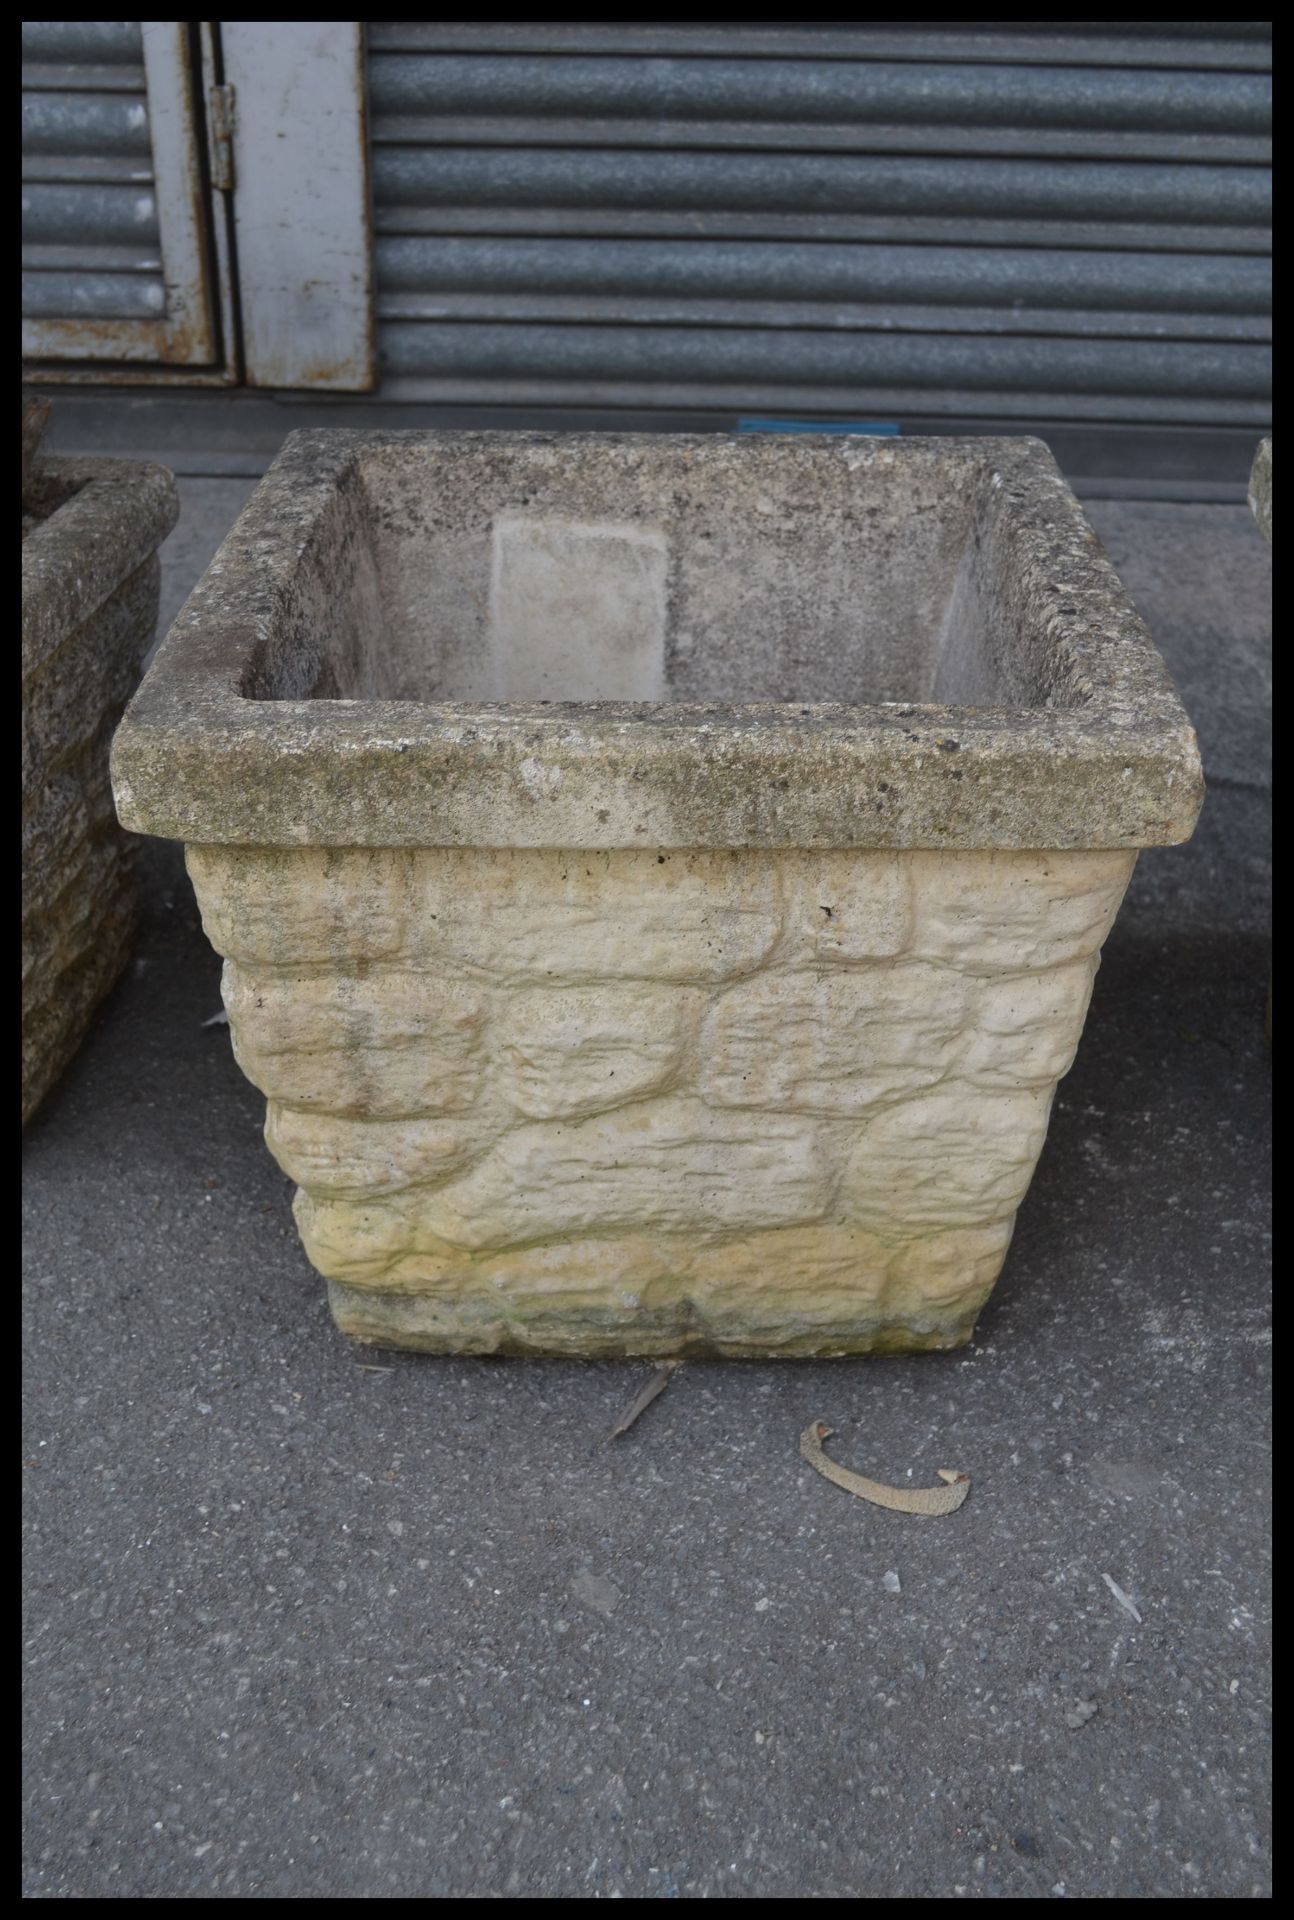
left=607, top=1361, right=680, bottom=1441
left=1102, top=1572, right=1143, bottom=1623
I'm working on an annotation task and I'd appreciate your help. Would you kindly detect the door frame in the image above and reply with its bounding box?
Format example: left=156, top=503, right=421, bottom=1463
left=22, top=23, right=237, bottom=376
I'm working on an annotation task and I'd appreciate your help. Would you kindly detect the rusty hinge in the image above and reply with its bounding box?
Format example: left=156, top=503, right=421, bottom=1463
left=209, top=83, right=236, bottom=192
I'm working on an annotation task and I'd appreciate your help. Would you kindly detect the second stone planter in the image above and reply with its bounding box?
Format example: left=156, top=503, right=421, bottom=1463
left=113, top=431, right=1203, bottom=1356
left=23, top=444, right=178, bottom=1124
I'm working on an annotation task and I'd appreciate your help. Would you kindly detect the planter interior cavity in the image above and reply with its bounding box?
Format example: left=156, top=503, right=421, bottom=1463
left=114, top=431, right=1202, bottom=1356
left=252, top=438, right=1012, bottom=709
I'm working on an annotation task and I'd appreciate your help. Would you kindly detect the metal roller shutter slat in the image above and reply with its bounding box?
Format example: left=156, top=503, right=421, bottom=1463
left=368, top=23, right=1270, bottom=425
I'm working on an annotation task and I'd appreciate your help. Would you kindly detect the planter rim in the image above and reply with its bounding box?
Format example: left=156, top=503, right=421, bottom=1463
left=1249, top=436, right=1272, bottom=544
left=111, top=430, right=1203, bottom=852
left=23, top=455, right=179, bottom=678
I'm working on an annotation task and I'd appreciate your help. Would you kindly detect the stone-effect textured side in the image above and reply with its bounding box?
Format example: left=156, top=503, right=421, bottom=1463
left=187, top=843, right=1135, bottom=1356
left=22, top=455, right=178, bottom=1126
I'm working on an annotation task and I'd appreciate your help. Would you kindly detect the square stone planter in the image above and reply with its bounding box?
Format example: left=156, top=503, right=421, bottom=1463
left=112, top=431, right=1202, bottom=1356
left=23, top=451, right=178, bottom=1124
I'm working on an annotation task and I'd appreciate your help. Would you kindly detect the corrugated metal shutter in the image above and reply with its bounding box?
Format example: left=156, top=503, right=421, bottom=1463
left=22, top=22, right=222, bottom=367
left=366, top=22, right=1271, bottom=426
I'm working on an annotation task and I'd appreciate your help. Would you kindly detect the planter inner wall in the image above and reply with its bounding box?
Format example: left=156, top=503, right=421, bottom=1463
left=247, top=438, right=1071, bottom=711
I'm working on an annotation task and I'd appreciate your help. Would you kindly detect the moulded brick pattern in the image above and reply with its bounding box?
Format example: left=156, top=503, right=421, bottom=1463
left=186, top=841, right=1136, bottom=1356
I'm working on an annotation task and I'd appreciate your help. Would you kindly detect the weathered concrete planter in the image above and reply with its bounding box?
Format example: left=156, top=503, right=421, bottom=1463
left=23, top=452, right=178, bottom=1124
left=113, top=431, right=1202, bottom=1356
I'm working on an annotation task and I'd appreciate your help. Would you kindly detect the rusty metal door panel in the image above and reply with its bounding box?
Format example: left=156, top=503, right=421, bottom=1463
left=22, top=22, right=224, bottom=368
